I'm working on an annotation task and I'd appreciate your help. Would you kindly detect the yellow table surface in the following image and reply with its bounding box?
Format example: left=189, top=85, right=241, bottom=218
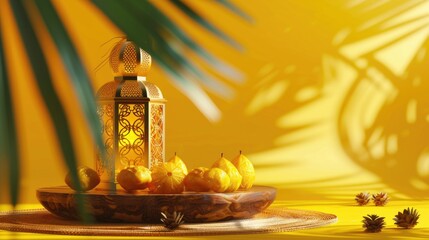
left=1, top=200, right=428, bottom=239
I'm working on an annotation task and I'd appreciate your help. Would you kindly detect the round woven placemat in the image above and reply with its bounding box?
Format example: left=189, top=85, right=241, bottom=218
left=0, top=208, right=337, bottom=236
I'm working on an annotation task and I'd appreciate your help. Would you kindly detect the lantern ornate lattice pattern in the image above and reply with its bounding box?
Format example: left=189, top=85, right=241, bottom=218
left=95, top=39, right=166, bottom=190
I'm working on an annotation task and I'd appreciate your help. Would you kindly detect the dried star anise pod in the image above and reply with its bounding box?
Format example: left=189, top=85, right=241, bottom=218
left=394, top=207, right=420, bottom=229
left=362, top=214, right=385, bottom=233
left=160, top=211, right=185, bottom=230
left=372, top=192, right=389, bottom=206
left=355, top=192, right=371, bottom=206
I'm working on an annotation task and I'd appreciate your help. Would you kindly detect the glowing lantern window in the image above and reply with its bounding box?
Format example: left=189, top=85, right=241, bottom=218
left=95, top=40, right=166, bottom=189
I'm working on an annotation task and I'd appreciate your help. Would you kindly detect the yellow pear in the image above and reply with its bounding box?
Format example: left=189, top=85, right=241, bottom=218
left=65, top=166, right=100, bottom=192
left=211, top=154, right=242, bottom=192
left=168, top=153, right=188, bottom=175
left=149, top=161, right=186, bottom=194
left=204, top=167, right=230, bottom=193
left=184, top=167, right=210, bottom=192
left=232, top=151, right=255, bottom=190
left=117, top=166, right=152, bottom=192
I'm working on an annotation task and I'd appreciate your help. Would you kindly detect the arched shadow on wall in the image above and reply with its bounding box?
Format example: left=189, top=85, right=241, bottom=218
left=209, top=0, right=429, bottom=199
left=335, top=0, right=429, bottom=198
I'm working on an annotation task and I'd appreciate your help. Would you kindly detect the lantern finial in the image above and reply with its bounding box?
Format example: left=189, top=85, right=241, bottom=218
left=109, top=39, right=152, bottom=79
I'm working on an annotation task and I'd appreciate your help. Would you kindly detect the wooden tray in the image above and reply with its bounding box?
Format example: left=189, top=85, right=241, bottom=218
left=37, top=185, right=276, bottom=223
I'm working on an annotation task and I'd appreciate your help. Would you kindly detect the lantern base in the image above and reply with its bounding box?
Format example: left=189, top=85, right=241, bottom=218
left=36, top=186, right=276, bottom=223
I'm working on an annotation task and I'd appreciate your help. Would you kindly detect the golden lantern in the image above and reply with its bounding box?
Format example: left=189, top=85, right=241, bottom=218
left=95, top=39, right=166, bottom=190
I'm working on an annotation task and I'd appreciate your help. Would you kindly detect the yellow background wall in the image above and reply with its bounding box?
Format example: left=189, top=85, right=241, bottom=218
left=1, top=0, right=429, bottom=203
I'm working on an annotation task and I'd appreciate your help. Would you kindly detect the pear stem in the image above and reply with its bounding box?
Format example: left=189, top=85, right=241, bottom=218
left=175, top=152, right=177, bottom=156
left=240, top=150, right=242, bottom=155
left=221, top=153, right=224, bottom=158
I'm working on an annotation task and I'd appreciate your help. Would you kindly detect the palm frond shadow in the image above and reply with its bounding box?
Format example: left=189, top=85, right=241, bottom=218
left=341, top=0, right=427, bottom=44
left=345, top=227, right=429, bottom=239
left=335, top=0, right=429, bottom=198
left=253, top=160, right=300, bottom=169
left=195, top=2, right=338, bottom=153
left=206, top=0, right=429, bottom=200
left=275, top=178, right=387, bottom=201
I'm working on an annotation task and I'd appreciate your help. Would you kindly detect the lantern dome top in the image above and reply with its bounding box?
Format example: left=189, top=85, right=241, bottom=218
left=109, top=39, right=151, bottom=78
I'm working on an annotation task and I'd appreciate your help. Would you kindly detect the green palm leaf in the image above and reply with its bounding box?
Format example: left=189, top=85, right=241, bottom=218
left=125, top=1, right=244, bottom=82
left=92, top=0, right=246, bottom=120
left=217, top=0, right=252, bottom=23
left=10, top=0, right=91, bottom=220
left=0, top=18, right=20, bottom=207
left=33, top=0, right=106, bottom=162
left=170, top=0, right=242, bottom=50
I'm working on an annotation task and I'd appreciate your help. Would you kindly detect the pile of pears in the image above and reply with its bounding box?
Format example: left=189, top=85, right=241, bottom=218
left=184, top=152, right=255, bottom=193
left=65, top=151, right=255, bottom=194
